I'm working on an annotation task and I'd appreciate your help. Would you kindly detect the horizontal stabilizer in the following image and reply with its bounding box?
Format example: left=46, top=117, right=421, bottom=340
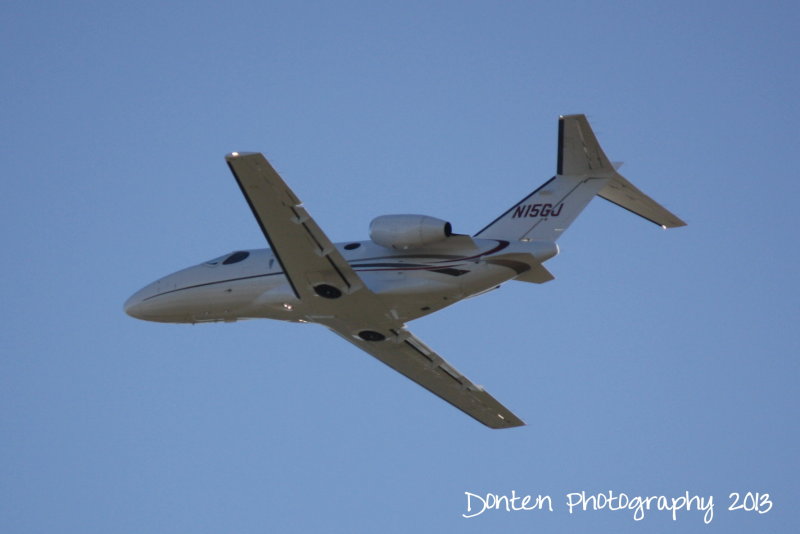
left=514, top=263, right=555, bottom=284
left=599, top=173, right=686, bottom=228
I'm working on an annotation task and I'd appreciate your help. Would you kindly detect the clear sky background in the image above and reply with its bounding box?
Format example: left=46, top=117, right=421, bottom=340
left=2, top=1, right=797, bottom=532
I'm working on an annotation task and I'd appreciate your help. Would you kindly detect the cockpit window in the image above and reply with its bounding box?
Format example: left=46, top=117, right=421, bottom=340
left=222, top=250, right=250, bottom=265
left=205, top=251, right=250, bottom=266
left=205, top=254, right=226, bottom=266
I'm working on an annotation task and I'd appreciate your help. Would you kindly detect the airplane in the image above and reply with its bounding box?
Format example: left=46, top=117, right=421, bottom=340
left=124, top=114, right=685, bottom=429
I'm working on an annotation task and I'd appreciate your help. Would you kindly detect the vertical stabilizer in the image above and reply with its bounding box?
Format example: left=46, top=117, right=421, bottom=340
left=476, top=115, right=614, bottom=242
left=557, top=114, right=614, bottom=175
left=475, top=115, right=685, bottom=241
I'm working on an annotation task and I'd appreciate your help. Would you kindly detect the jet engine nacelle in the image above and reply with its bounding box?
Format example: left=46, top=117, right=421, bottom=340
left=369, top=214, right=453, bottom=250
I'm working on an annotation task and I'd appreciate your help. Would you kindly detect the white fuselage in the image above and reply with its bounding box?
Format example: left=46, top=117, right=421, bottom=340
left=124, top=238, right=557, bottom=325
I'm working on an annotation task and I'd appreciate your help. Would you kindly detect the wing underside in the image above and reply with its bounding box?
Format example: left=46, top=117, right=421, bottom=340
left=322, top=317, right=525, bottom=429
left=225, top=152, right=525, bottom=429
left=226, top=153, right=363, bottom=300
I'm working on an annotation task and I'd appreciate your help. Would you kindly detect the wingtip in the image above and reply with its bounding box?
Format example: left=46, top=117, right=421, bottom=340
left=492, top=420, right=526, bottom=429
left=225, top=151, right=260, bottom=161
left=489, top=412, right=526, bottom=429
left=663, top=218, right=688, bottom=229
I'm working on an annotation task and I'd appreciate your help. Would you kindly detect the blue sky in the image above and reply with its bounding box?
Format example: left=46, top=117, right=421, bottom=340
left=2, top=1, right=797, bottom=532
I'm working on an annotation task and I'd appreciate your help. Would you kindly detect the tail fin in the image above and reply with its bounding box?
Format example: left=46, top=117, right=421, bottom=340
left=475, top=115, right=685, bottom=241
left=557, top=113, right=614, bottom=175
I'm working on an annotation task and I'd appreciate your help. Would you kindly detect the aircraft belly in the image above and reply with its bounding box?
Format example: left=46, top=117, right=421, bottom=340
left=459, top=261, right=520, bottom=297
left=362, top=269, right=457, bottom=295
left=180, top=277, right=268, bottom=323
left=358, top=263, right=518, bottom=322
left=246, top=279, right=305, bottom=321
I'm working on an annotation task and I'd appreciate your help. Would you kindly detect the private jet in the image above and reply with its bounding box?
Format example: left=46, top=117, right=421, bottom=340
left=124, top=115, right=685, bottom=429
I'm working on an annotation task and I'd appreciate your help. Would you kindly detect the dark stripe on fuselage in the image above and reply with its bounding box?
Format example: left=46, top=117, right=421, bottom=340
left=142, top=240, right=510, bottom=303
left=142, top=271, right=283, bottom=302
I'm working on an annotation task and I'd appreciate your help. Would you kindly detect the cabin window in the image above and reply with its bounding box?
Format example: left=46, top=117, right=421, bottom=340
left=344, top=242, right=361, bottom=250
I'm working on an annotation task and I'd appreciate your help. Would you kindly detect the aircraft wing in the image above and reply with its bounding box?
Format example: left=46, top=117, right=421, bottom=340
left=225, top=152, right=525, bottom=429
left=321, top=315, right=526, bottom=429
left=226, top=152, right=364, bottom=300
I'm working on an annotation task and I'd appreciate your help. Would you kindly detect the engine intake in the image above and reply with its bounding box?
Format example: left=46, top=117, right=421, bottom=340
left=369, top=214, right=453, bottom=250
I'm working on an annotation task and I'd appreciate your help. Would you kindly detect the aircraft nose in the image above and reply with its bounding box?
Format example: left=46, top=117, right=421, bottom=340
left=123, top=289, right=149, bottom=319
left=123, top=278, right=194, bottom=323
left=124, top=279, right=164, bottom=320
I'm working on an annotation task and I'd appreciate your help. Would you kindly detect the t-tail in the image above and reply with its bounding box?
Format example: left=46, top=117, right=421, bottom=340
left=475, top=114, right=686, bottom=242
